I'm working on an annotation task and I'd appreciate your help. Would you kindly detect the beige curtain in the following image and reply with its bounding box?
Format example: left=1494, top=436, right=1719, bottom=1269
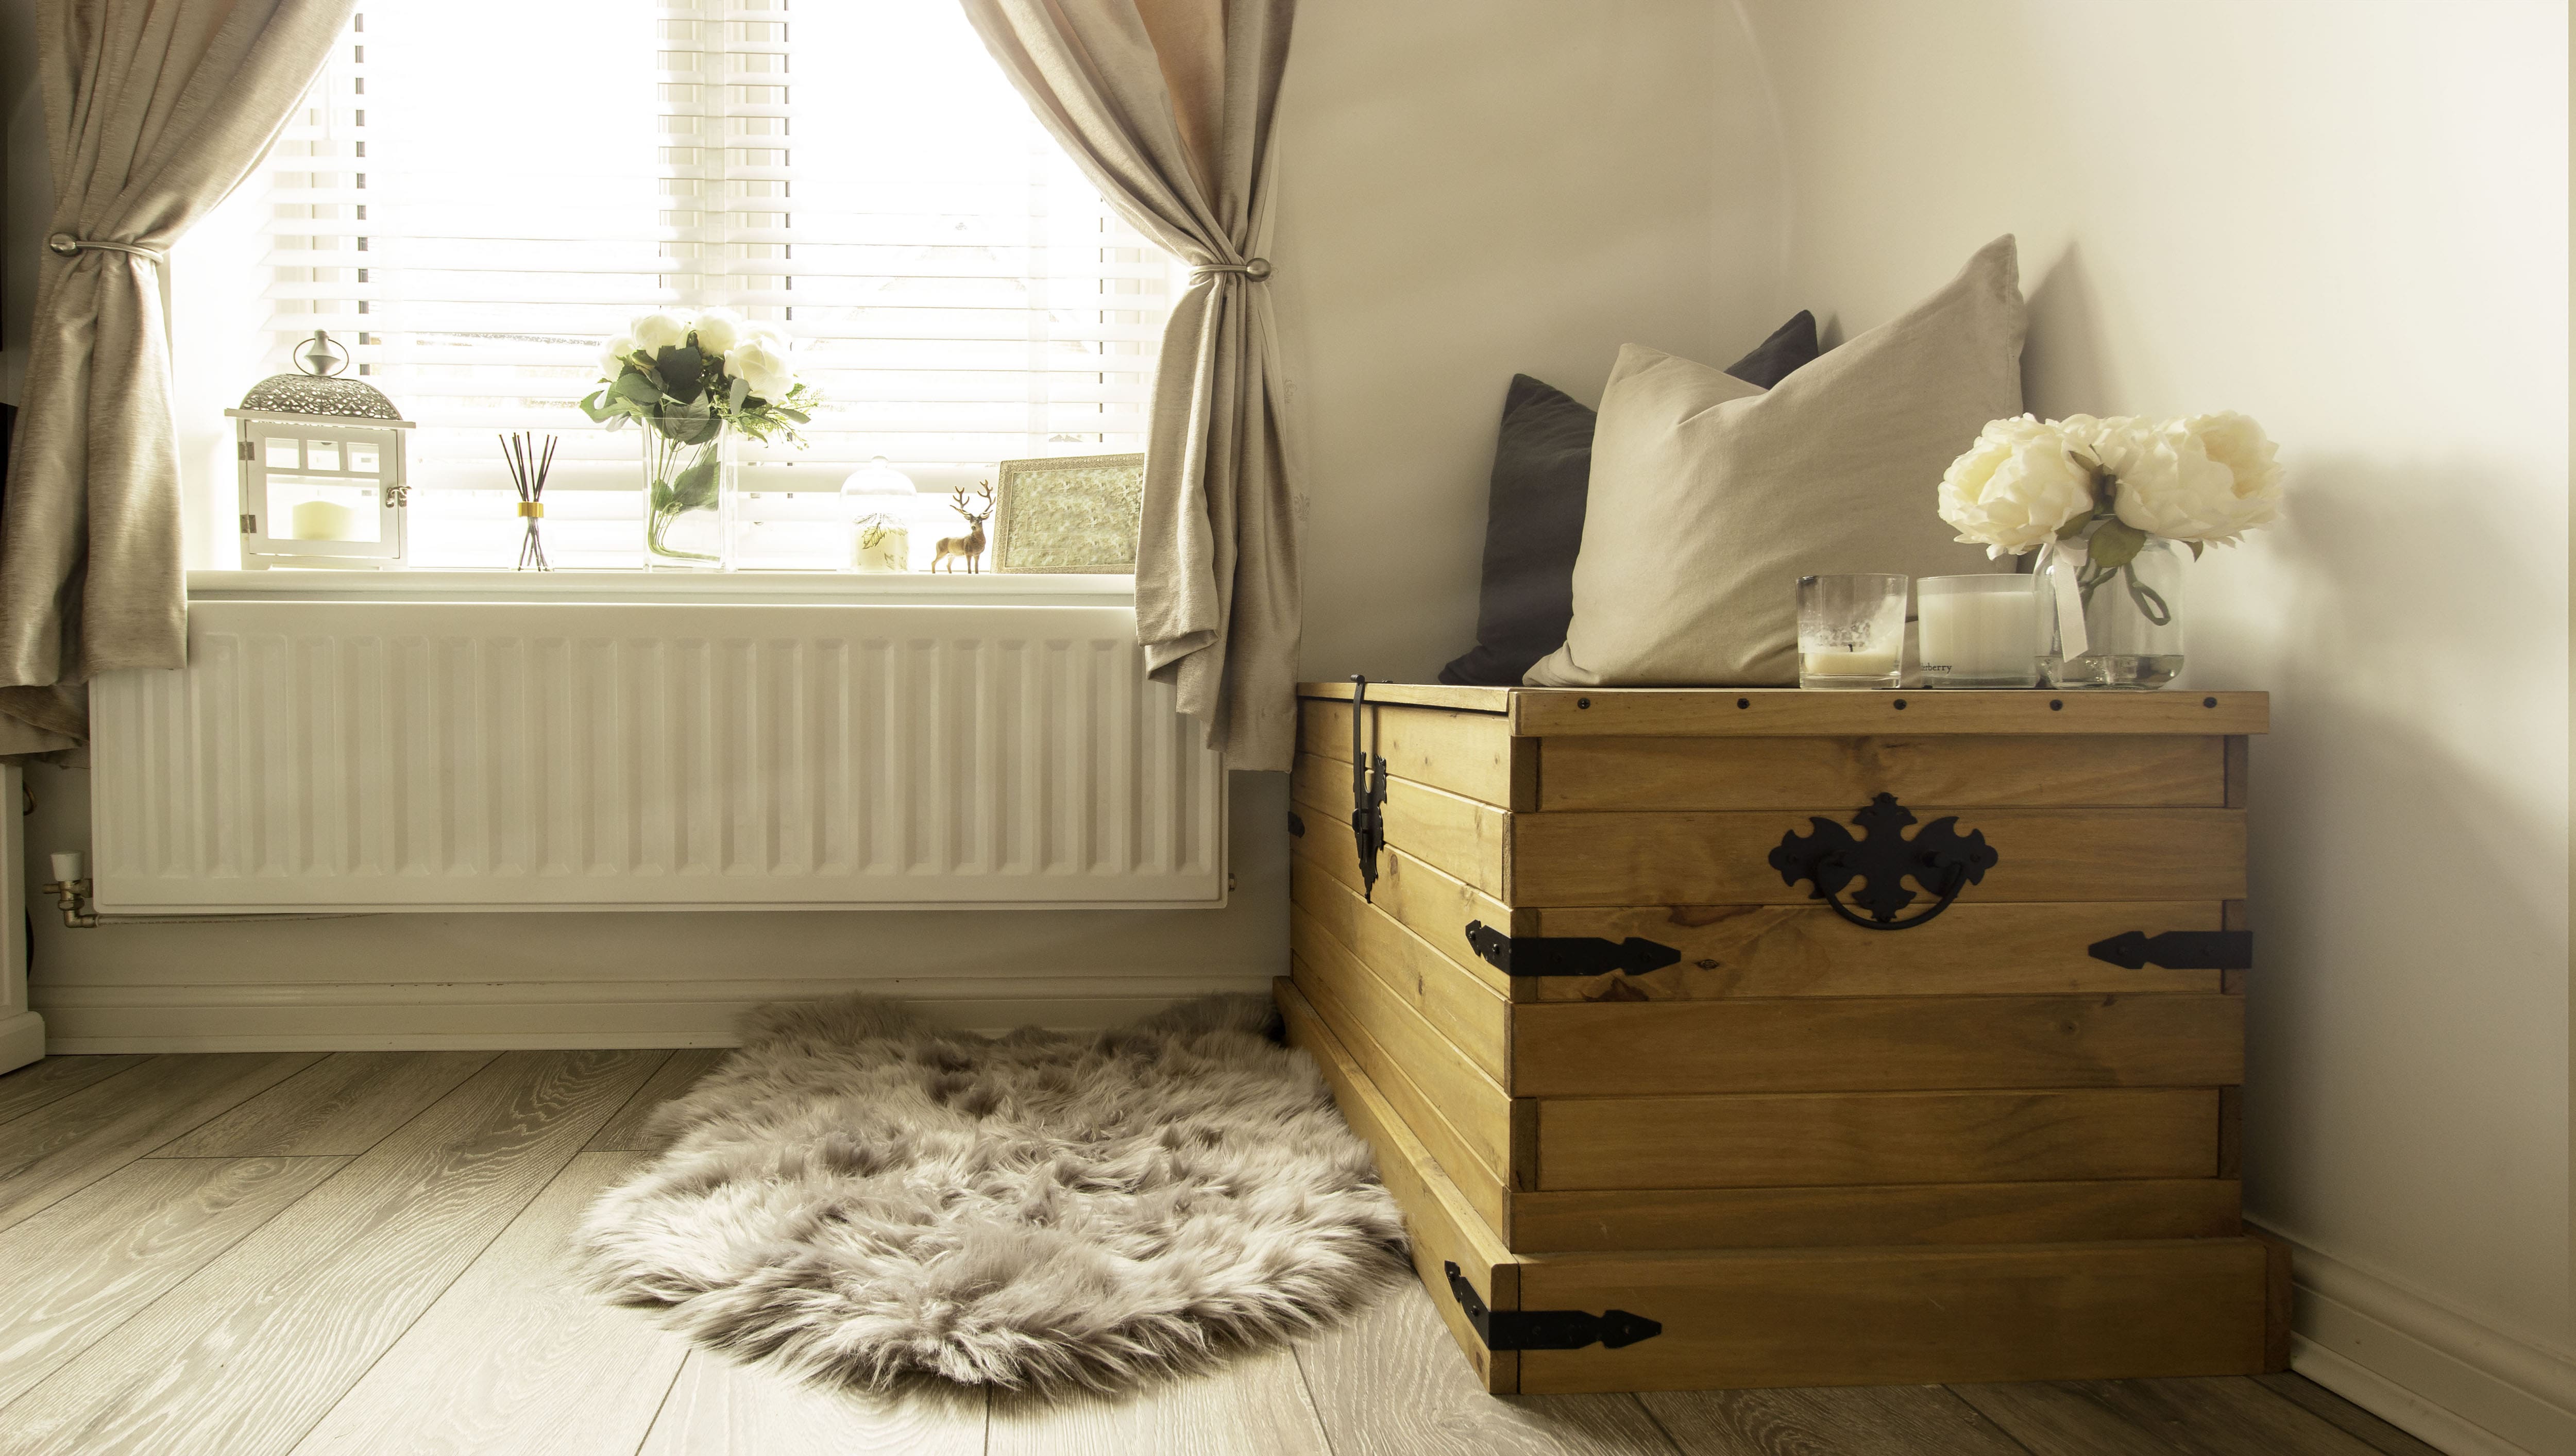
left=960, top=0, right=1301, bottom=771
left=0, top=0, right=356, bottom=755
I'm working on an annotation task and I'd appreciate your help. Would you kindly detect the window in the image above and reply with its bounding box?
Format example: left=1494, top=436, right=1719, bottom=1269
left=252, top=1, right=1175, bottom=569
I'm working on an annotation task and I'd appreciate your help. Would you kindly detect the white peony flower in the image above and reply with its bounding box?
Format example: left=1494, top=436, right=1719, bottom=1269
left=726, top=336, right=795, bottom=399
left=2183, top=411, right=2284, bottom=544
left=2095, top=416, right=2243, bottom=543
left=598, top=334, right=637, bottom=380
left=630, top=310, right=691, bottom=354
left=691, top=308, right=744, bottom=355
left=1936, top=414, right=2098, bottom=557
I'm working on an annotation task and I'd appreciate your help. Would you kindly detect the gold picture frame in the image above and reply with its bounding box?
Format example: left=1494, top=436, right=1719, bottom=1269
left=991, top=453, right=1145, bottom=574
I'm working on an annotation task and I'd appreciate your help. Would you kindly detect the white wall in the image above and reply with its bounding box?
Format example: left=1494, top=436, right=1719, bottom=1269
left=1273, top=0, right=1784, bottom=683
left=2, top=0, right=1769, bottom=1041
left=1735, top=3, right=2572, bottom=1450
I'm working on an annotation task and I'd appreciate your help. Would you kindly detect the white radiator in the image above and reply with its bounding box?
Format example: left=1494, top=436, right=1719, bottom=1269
left=89, top=584, right=1225, bottom=912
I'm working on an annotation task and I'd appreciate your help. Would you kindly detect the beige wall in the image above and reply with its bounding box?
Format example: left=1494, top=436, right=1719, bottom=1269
left=4, top=0, right=1768, bottom=1038
left=1737, top=0, right=2572, bottom=1442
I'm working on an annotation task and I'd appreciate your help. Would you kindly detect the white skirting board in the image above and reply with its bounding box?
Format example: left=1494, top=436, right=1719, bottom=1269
left=0, top=764, right=38, bottom=1074
left=36, top=971, right=1277, bottom=1052
left=2257, top=1222, right=2576, bottom=1456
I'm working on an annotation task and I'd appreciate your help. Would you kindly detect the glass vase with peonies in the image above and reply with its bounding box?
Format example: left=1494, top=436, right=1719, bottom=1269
left=1936, top=411, right=2284, bottom=689
left=582, top=309, right=821, bottom=570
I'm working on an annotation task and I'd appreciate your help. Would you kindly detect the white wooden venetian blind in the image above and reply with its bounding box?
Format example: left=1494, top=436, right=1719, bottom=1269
left=254, top=1, right=1174, bottom=569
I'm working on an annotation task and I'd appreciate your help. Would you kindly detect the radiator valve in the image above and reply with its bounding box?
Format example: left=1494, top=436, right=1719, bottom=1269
left=41, top=851, right=98, bottom=929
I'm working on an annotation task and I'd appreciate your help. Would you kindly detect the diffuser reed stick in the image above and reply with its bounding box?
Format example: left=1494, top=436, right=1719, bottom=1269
left=501, top=432, right=556, bottom=571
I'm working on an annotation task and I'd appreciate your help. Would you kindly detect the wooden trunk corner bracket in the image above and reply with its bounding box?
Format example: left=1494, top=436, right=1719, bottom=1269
left=1768, top=791, right=1998, bottom=930
left=1462, top=920, right=1682, bottom=978
left=2089, top=929, right=2255, bottom=970
left=1349, top=674, right=1389, bottom=900
left=1442, top=1262, right=1662, bottom=1352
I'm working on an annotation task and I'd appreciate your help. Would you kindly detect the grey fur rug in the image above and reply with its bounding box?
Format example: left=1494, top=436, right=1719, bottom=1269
left=576, top=992, right=1406, bottom=1393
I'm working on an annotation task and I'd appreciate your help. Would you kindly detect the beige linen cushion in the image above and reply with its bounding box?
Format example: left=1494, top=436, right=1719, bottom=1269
left=1527, top=235, right=2026, bottom=687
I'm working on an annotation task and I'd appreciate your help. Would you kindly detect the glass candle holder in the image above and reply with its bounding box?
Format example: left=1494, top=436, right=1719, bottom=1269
left=1918, top=573, right=2042, bottom=688
left=1797, top=574, right=1907, bottom=689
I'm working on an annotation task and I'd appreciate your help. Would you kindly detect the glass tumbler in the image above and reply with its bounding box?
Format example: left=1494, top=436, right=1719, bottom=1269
left=1797, top=574, right=1907, bottom=689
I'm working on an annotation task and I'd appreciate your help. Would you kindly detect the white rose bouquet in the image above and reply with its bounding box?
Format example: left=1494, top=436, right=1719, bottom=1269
left=580, top=308, right=822, bottom=563
left=1939, top=410, right=2282, bottom=612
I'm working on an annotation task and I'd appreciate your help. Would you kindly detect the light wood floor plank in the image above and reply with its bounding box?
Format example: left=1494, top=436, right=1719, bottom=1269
left=989, top=1346, right=1332, bottom=1456
left=2252, top=1374, right=2449, bottom=1456
left=0, top=1055, right=152, bottom=1129
left=0, top=1156, right=349, bottom=1409
left=289, top=1150, right=688, bottom=1456
left=1953, top=1376, right=2389, bottom=1455
left=1295, top=1282, right=1680, bottom=1455
left=638, top=1353, right=987, bottom=1456
left=587, top=1048, right=730, bottom=1153
left=0, top=1049, right=666, bottom=1456
left=157, top=1052, right=498, bottom=1158
left=1643, top=1385, right=2035, bottom=1455
left=0, top=1053, right=323, bottom=1233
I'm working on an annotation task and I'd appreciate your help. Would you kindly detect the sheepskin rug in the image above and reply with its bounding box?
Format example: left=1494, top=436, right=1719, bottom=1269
left=576, top=992, right=1407, bottom=1392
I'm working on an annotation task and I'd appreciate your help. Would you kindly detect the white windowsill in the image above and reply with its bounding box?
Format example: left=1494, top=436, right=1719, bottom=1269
left=186, top=569, right=1138, bottom=608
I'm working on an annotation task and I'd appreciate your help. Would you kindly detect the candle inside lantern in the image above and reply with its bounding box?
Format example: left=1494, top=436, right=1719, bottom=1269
left=1918, top=574, right=2041, bottom=687
left=290, top=498, right=359, bottom=540
left=852, top=518, right=911, bottom=572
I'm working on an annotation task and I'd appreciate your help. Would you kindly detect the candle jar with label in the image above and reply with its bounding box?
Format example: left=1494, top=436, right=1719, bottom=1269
left=1796, top=573, right=1907, bottom=689
left=1918, top=573, right=2042, bottom=687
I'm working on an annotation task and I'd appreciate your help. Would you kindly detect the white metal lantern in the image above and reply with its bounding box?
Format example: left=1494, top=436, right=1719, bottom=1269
left=228, top=331, right=414, bottom=569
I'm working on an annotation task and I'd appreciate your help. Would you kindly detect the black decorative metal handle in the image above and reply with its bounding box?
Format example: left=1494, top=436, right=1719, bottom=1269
left=1349, top=674, right=1388, bottom=901
left=1768, top=792, right=1999, bottom=930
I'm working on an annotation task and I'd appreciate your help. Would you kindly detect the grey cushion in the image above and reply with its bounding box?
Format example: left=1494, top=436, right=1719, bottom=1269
left=1527, top=236, right=2024, bottom=687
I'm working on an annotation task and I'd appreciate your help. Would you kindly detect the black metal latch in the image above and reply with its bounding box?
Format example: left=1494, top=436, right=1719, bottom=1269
left=1769, top=792, right=1997, bottom=931
left=2089, top=929, right=2254, bottom=970
left=1463, top=921, right=1680, bottom=978
left=1445, top=1262, right=1660, bottom=1352
left=1349, top=674, right=1388, bottom=901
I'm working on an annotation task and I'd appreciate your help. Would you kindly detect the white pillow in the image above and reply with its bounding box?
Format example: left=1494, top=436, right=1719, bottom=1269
left=1528, top=235, right=2025, bottom=687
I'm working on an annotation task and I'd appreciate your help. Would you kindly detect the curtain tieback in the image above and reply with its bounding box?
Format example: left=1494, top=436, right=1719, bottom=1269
left=47, top=234, right=165, bottom=263
left=1191, top=258, right=1272, bottom=282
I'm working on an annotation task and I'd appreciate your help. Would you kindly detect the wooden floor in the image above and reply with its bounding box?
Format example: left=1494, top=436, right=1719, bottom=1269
left=0, top=1050, right=2445, bottom=1456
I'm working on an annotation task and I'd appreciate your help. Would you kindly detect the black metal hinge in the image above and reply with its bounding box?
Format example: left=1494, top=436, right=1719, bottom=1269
left=1349, top=674, right=1388, bottom=901
left=1444, top=1262, right=1660, bottom=1352
left=1463, top=921, right=1680, bottom=978
left=2089, top=929, right=2254, bottom=971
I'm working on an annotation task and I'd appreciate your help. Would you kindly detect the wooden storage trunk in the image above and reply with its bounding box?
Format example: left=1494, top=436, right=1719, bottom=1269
left=1279, top=681, right=2286, bottom=1395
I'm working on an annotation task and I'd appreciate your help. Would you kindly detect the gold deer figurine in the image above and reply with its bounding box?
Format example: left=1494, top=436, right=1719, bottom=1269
left=933, top=481, right=994, bottom=573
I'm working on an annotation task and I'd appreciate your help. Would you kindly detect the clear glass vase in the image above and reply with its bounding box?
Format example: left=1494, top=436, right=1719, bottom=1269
left=2037, top=534, right=2187, bottom=689
left=640, top=412, right=735, bottom=570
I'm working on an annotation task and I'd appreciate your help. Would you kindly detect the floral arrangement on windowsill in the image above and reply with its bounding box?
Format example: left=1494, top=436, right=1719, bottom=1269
left=581, top=309, right=822, bottom=568
left=1935, top=412, right=2284, bottom=689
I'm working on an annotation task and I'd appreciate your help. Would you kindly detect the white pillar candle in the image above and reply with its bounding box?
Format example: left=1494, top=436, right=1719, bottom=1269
left=852, top=521, right=911, bottom=572
left=1800, top=648, right=1899, bottom=678
left=290, top=498, right=359, bottom=541
left=1918, top=577, right=2041, bottom=686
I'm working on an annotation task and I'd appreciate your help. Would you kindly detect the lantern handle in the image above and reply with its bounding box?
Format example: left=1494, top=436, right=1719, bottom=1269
left=298, top=330, right=350, bottom=378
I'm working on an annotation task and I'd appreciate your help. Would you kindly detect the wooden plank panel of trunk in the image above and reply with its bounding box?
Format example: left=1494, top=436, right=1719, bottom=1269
left=1538, top=734, right=2225, bottom=810
left=1514, top=1239, right=2271, bottom=1393
left=1513, top=993, right=2244, bottom=1096
left=1291, top=859, right=1511, bottom=1081
left=1301, top=700, right=1530, bottom=810
left=1292, top=753, right=1509, bottom=899
left=1509, top=807, right=2246, bottom=907
left=1506, top=1178, right=2241, bottom=1252
left=1538, top=1088, right=2221, bottom=1189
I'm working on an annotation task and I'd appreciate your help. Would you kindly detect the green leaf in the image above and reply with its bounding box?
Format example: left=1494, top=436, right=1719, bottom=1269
left=577, top=390, right=615, bottom=423
left=613, top=371, right=661, bottom=408
left=669, top=458, right=720, bottom=511
left=2088, top=518, right=2148, bottom=572
left=656, top=345, right=704, bottom=403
